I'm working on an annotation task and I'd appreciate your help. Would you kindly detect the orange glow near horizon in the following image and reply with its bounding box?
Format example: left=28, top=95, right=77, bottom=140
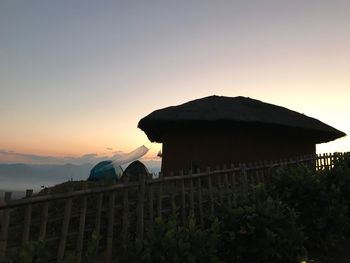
left=0, top=1, right=349, bottom=163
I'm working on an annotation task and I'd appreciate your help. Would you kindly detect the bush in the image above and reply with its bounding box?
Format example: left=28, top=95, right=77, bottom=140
left=18, top=241, right=50, bottom=263
left=120, top=215, right=219, bottom=263
left=218, top=190, right=306, bottom=263
left=267, top=164, right=349, bottom=252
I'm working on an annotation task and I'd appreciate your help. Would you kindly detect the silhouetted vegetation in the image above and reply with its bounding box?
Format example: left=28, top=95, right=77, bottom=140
left=7, top=154, right=350, bottom=263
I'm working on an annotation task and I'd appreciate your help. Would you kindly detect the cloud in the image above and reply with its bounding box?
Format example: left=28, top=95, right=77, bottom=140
left=0, top=149, right=124, bottom=165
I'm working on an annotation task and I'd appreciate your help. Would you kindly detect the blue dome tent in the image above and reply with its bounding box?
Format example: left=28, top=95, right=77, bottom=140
left=88, top=160, right=123, bottom=181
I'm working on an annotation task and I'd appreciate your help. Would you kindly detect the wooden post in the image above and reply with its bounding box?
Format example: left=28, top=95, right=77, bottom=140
left=0, top=192, right=12, bottom=262
left=57, top=196, right=73, bottom=262
left=322, top=153, right=327, bottom=170
left=259, top=161, right=265, bottom=184
left=223, top=171, right=232, bottom=207
left=230, top=164, right=237, bottom=207
left=137, top=174, right=146, bottom=240
left=189, top=172, right=195, bottom=217
left=121, top=176, right=129, bottom=246
left=106, top=187, right=116, bottom=263
left=157, top=172, right=163, bottom=219
left=197, top=177, right=204, bottom=228
left=148, top=182, right=154, bottom=226
left=327, top=153, right=331, bottom=169
left=240, top=163, right=248, bottom=196
left=170, top=172, right=176, bottom=214
left=39, top=202, right=49, bottom=241
left=247, top=162, right=253, bottom=188
left=217, top=168, right=224, bottom=205
left=22, top=189, right=33, bottom=244
left=94, top=193, right=103, bottom=246
left=253, top=162, right=260, bottom=185
left=76, top=183, right=88, bottom=263
left=207, top=167, right=214, bottom=218
left=180, top=170, right=186, bottom=225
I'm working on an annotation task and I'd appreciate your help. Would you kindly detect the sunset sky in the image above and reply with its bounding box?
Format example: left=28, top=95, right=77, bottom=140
left=1, top=1, right=349, bottom=165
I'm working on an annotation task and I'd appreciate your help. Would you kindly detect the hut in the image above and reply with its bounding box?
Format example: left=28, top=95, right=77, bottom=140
left=138, top=96, right=346, bottom=175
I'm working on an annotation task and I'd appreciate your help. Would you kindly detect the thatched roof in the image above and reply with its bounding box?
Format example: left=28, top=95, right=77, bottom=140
left=138, top=96, right=346, bottom=143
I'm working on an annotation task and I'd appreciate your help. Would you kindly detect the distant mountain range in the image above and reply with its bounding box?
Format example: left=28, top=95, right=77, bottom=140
left=0, top=160, right=161, bottom=192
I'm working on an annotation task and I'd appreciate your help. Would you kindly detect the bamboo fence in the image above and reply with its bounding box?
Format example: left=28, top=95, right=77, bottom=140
left=0, top=152, right=347, bottom=262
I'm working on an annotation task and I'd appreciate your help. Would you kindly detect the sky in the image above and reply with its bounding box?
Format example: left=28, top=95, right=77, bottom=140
left=0, top=0, right=349, bottom=165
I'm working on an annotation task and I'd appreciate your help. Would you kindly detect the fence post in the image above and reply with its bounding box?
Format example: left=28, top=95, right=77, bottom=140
left=76, top=183, right=88, bottom=263
left=189, top=171, right=195, bottom=217
left=122, top=176, right=129, bottom=247
left=148, top=179, right=154, bottom=226
left=180, top=170, right=187, bottom=225
left=223, top=165, right=232, bottom=207
left=106, top=183, right=116, bottom=263
left=240, top=163, right=248, bottom=196
left=39, top=189, right=50, bottom=241
left=197, top=175, right=204, bottom=228
left=169, top=172, right=176, bottom=214
left=137, top=173, right=146, bottom=240
left=157, top=172, right=163, bottom=219
left=22, top=189, right=33, bottom=244
left=207, top=167, right=214, bottom=218
left=230, top=164, right=237, bottom=207
left=94, top=192, right=103, bottom=254
left=217, top=165, right=224, bottom=204
left=0, top=192, right=12, bottom=262
left=57, top=194, right=73, bottom=262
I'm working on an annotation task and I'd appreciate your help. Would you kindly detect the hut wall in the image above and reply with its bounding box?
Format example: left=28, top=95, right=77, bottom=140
left=161, top=131, right=316, bottom=175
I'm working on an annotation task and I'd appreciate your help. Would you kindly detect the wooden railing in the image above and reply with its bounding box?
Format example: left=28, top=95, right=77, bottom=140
left=0, top=152, right=347, bottom=262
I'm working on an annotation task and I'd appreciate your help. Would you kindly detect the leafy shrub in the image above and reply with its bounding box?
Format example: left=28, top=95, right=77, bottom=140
left=267, top=164, right=349, bottom=251
left=18, top=241, right=50, bottom=263
left=120, top=215, right=219, bottom=263
left=218, top=190, right=306, bottom=263
left=327, top=153, right=350, bottom=214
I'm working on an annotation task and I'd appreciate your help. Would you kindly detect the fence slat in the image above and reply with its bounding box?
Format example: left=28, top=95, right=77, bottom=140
left=217, top=168, right=224, bottom=204
left=39, top=201, right=49, bottom=241
left=197, top=177, right=204, bottom=228
left=170, top=175, right=176, bottom=214
left=22, top=189, right=33, bottom=244
left=157, top=173, right=163, bottom=219
left=148, top=183, right=154, bottom=226
left=0, top=192, right=12, bottom=262
left=76, top=183, right=87, bottom=263
left=122, top=177, right=129, bottom=246
left=137, top=174, right=146, bottom=240
left=94, top=192, right=103, bottom=253
left=189, top=174, right=195, bottom=217
left=207, top=167, right=214, bottom=218
left=230, top=164, right=237, bottom=207
left=240, top=163, right=248, bottom=196
left=106, top=187, right=116, bottom=263
left=180, top=171, right=186, bottom=225
left=57, top=196, right=73, bottom=262
left=223, top=172, right=232, bottom=208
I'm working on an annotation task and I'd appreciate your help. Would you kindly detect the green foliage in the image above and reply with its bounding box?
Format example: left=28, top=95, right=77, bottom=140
left=84, top=230, right=100, bottom=263
left=266, top=164, right=349, bottom=252
left=63, top=231, right=100, bottom=263
left=120, top=215, right=219, bottom=263
left=18, top=241, right=50, bottom=263
left=218, top=190, right=306, bottom=263
left=327, top=153, right=350, bottom=211
left=16, top=231, right=100, bottom=263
